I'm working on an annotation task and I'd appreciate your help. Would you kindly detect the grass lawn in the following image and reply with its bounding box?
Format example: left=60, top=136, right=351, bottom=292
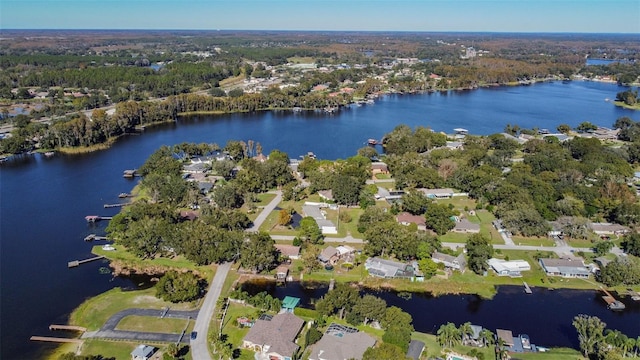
left=255, top=192, right=276, bottom=206
left=116, top=315, right=192, bottom=334
left=512, top=236, right=555, bottom=247
left=374, top=181, right=397, bottom=189
left=92, top=245, right=214, bottom=280
left=323, top=207, right=364, bottom=238
left=374, top=173, right=392, bottom=179
left=70, top=286, right=198, bottom=331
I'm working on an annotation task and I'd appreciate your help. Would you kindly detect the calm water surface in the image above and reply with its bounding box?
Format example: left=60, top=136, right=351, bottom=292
left=1, top=81, right=639, bottom=359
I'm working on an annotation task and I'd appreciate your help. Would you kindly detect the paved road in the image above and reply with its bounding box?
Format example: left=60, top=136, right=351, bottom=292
left=191, top=261, right=231, bottom=360
left=83, top=308, right=198, bottom=343
left=247, top=190, right=282, bottom=232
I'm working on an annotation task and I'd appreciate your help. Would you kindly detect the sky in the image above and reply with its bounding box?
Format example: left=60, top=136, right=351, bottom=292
left=1, top=0, right=639, bottom=33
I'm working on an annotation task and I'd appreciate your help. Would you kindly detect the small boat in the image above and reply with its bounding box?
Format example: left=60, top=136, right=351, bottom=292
left=44, top=151, right=55, bottom=157
left=118, top=193, right=130, bottom=198
left=608, top=300, right=626, bottom=311
left=368, top=139, right=378, bottom=145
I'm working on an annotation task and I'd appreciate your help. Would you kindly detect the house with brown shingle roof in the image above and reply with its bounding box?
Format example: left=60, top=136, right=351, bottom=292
left=242, top=313, right=305, bottom=360
left=275, top=244, right=301, bottom=260
left=396, top=212, right=426, bottom=230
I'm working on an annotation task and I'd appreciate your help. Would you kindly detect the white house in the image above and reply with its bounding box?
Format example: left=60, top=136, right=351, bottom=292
left=487, top=258, right=531, bottom=277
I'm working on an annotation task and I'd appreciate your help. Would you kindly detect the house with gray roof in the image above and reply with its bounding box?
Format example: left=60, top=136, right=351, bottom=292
left=589, top=222, right=630, bottom=236
left=452, top=218, right=480, bottom=233
left=364, top=257, right=416, bottom=278
left=131, top=345, right=155, bottom=360
left=302, top=204, right=337, bottom=234
left=432, top=251, right=467, bottom=272
left=406, top=339, right=425, bottom=360
left=319, top=246, right=339, bottom=265
left=309, top=330, right=376, bottom=360
left=539, top=258, right=590, bottom=278
left=242, top=312, right=305, bottom=360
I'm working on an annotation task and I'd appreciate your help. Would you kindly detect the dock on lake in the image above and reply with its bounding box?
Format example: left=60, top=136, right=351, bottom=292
left=49, top=325, right=86, bottom=332
left=523, top=282, right=532, bottom=294
left=601, top=289, right=626, bottom=311
left=68, top=255, right=105, bottom=268
left=85, top=215, right=112, bottom=222
left=84, top=234, right=110, bottom=241
left=103, top=203, right=129, bottom=208
left=123, top=169, right=138, bottom=178
left=30, top=336, right=82, bottom=343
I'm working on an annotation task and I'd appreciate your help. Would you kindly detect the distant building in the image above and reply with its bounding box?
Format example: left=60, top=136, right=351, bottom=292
left=309, top=327, right=376, bottom=360
left=318, top=246, right=339, bottom=265
left=589, top=222, right=630, bottom=237
left=302, top=204, right=337, bottom=234
left=452, top=219, right=480, bottom=233
left=275, top=244, right=301, bottom=260
left=131, top=345, right=155, bottom=360
left=418, top=188, right=455, bottom=199
left=318, top=189, right=334, bottom=201
left=396, top=212, right=426, bottom=229
left=406, top=339, right=425, bottom=360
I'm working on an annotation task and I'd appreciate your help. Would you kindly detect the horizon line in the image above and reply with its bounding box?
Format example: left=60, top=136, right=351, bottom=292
left=1, top=28, right=639, bottom=35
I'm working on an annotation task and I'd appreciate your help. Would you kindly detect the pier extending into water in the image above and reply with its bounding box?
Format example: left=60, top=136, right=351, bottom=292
left=49, top=325, right=86, bottom=332
left=103, top=203, right=129, bottom=208
left=84, top=234, right=110, bottom=241
left=68, top=255, right=105, bottom=268
left=523, top=282, right=532, bottom=294
left=85, top=215, right=112, bottom=222
left=30, top=336, right=82, bottom=344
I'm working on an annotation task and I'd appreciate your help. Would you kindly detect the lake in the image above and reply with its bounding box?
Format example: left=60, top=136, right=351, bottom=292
left=1, top=81, right=638, bottom=359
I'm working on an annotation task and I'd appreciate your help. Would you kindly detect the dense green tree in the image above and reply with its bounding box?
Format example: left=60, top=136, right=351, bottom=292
left=465, top=233, right=493, bottom=275
left=593, top=241, right=614, bottom=256
left=352, top=294, right=387, bottom=325
left=239, top=232, right=277, bottom=272
left=315, top=283, right=360, bottom=319
left=212, top=183, right=244, bottom=209
left=298, top=216, right=324, bottom=244
left=401, top=191, right=431, bottom=215
left=573, top=314, right=606, bottom=358
left=156, top=270, right=203, bottom=303
left=363, top=343, right=408, bottom=360
left=622, top=232, right=640, bottom=256
left=424, top=203, right=456, bottom=235
left=332, top=174, right=362, bottom=205
left=358, top=206, right=394, bottom=233
left=437, top=322, right=461, bottom=348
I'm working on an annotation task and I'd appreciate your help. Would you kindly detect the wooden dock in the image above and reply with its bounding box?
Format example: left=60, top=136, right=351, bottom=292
left=30, top=336, right=82, bottom=343
left=68, top=255, right=105, bottom=268
left=523, top=282, right=532, bottom=294
left=601, top=289, right=626, bottom=310
left=84, top=234, right=110, bottom=241
left=49, top=325, right=86, bottom=332
left=103, top=203, right=129, bottom=208
left=85, top=215, right=112, bottom=222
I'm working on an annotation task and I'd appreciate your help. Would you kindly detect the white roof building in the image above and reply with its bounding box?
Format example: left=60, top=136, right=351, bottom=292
left=487, top=258, right=531, bottom=277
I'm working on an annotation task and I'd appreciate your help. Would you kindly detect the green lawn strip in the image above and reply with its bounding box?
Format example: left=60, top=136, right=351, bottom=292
left=255, top=192, right=277, bottom=206
left=92, top=245, right=214, bottom=279
left=115, top=315, right=192, bottom=334
left=303, top=265, right=366, bottom=283
left=511, top=236, right=555, bottom=247
left=566, top=238, right=595, bottom=249
left=323, top=207, right=364, bottom=238
left=439, top=232, right=470, bottom=243
left=374, top=173, right=391, bottom=179
left=374, top=181, right=397, bottom=189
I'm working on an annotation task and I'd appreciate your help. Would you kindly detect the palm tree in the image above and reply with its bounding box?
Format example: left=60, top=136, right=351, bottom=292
left=480, top=328, right=495, bottom=348
left=459, top=322, right=474, bottom=345
left=495, top=337, right=509, bottom=360
left=437, top=322, right=461, bottom=348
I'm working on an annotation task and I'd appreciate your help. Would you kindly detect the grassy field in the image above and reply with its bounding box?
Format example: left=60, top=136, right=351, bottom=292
left=116, top=315, right=193, bottom=334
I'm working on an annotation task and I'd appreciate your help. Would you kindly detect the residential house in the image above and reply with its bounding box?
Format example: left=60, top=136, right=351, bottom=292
left=275, top=264, right=289, bottom=281
left=319, top=246, right=339, bottom=265
left=445, top=141, right=464, bottom=150
left=487, top=258, right=531, bottom=277
left=309, top=330, right=376, bottom=360
left=371, top=162, right=389, bottom=176
left=589, top=222, right=630, bottom=237
left=131, top=345, right=155, bottom=360
left=396, top=212, right=426, bottom=230
left=432, top=251, right=467, bottom=272
left=385, top=189, right=405, bottom=203
left=452, top=219, right=480, bottom=233
left=318, top=190, right=334, bottom=202
left=183, top=162, right=209, bottom=174
left=335, top=245, right=356, bottom=261
left=406, top=339, right=425, bottom=360
left=302, top=205, right=338, bottom=234
left=496, top=329, right=536, bottom=353
left=539, top=258, right=590, bottom=278
left=496, top=329, right=516, bottom=350
left=418, top=188, right=455, bottom=199
left=275, top=244, right=301, bottom=260
left=242, top=313, right=305, bottom=360
left=364, top=257, right=416, bottom=279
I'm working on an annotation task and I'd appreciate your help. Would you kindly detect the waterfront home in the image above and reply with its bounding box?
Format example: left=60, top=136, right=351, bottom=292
left=275, top=244, right=301, bottom=260
left=487, top=258, right=531, bottom=277
left=335, top=245, right=356, bottom=260
left=452, top=218, right=480, bottom=233
left=242, top=312, right=305, bottom=360
left=302, top=204, right=338, bottom=234
left=396, top=212, right=427, bottom=230
left=364, top=257, right=417, bottom=279
left=539, top=258, right=590, bottom=278
left=318, top=246, right=339, bottom=265
left=309, top=326, right=376, bottom=360
left=182, top=162, right=209, bottom=174
left=131, top=344, right=155, bottom=360
left=432, top=251, right=467, bottom=272
left=371, top=162, right=389, bottom=176
left=463, top=324, right=485, bottom=347
left=496, top=329, right=537, bottom=353
left=406, top=339, right=425, bottom=360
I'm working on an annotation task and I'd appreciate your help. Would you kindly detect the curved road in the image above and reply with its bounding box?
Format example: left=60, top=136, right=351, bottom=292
left=191, top=190, right=282, bottom=360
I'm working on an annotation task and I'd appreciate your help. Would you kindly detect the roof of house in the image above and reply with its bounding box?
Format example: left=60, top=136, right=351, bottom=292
left=309, top=331, right=376, bottom=360
left=453, top=219, right=480, bottom=232
left=275, top=264, right=289, bottom=275
left=589, top=222, right=630, bottom=233
left=131, top=344, right=155, bottom=358
left=496, top=329, right=515, bottom=346
left=539, top=258, right=590, bottom=276
left=364, top=257, right=413, bottom=278
left=243, top=313, right=304, bottom=357
left=487, top=258, right=530, bottom=273
left=318, top=189, right=334, bottom=200
left=282, top=296, right=300, bottom=309
left=275, top=244, right=301, bottom=258
left=396, top=212, right=426, bottom=226
left=371, top=162, right=388, bottom=170
left=406, top=339, right=425, bottom=360
left=302, top=205, right=325, bottom=220
left=336, top=245, right=355, bottom=256
left=319, top=246, right=338, bottom=262
left=418, top=188, right=455, bottom=196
